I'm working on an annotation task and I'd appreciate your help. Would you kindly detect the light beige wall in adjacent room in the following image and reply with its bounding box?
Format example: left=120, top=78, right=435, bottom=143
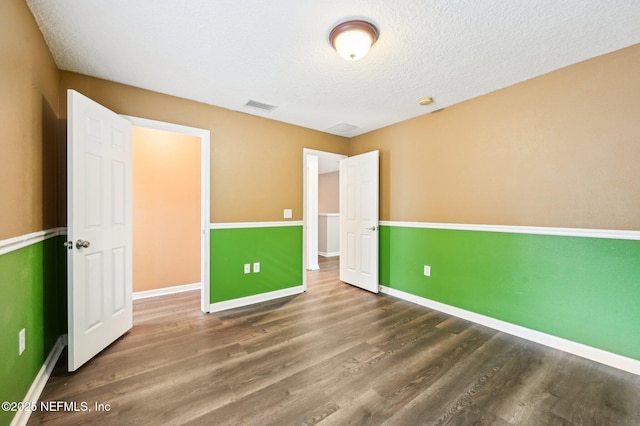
left=132, top=126, right=201, bottom=292
left=0, top=0, right=61, bottom=240
left=350, top=44, right=640, bottom=231
left=58, top=72, right=350, bottom=224
left=318, top=172, right=339, bottom=213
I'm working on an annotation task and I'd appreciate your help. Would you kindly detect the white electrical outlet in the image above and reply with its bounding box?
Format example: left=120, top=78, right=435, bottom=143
left=244, top=264, right=251, bottom=274
left=19, top=328, right=26, bottom=355
left=424, top=265, right=431, bottom=277
left=253, top=262, right=260, bottom=273
left=283, top=209, right=292, bottom=219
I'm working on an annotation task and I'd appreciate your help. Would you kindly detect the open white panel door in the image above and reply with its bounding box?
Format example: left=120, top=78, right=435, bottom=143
left=67, top=90, right=133, bottom=371
left=339, top=150, right=379, bottom=293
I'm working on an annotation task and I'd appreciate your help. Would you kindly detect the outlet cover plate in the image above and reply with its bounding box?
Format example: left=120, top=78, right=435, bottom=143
left=424, top=265, right=431, bottom=276
left=19, top=328, right=26, bottom=355
left=244, top=264, right=251, bottom=274
left=253, top=262, right=260, bottom=273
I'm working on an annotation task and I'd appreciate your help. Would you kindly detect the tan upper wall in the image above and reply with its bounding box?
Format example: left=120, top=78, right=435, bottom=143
left=350, top=44, right=640, bottom=230
left=0, top=0, right=60, bottom=240
left=59, top=72, right=349, bottom=223
left=5, top=0, right=637, bottom=235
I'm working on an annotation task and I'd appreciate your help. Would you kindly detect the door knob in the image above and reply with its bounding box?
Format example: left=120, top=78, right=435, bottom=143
left=366, top=226, right=378, bottom=231
left=76, top=240, right=91, bottom=249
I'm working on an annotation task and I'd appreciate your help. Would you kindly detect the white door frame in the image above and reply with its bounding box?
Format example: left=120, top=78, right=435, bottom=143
left=123, top=116, right=211, bottom=313
left=302, top=148, right=347, bottom=291
left=306, top=154, right=320, bottom=271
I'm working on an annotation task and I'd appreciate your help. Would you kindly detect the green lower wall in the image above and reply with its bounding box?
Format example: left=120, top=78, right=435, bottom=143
left=380, top=225, right=640, bottom=361
left=210, top=226, right=303, bottom=303
left=2, top=225, right=637, bottom=425
left=0, top=236, right=66, bottom=426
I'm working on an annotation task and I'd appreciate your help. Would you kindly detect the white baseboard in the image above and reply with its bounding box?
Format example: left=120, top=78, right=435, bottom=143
left=318, top=251, right=339, bottom=257
left=380, top=286, right=640, bottom=377
left=209, top=285, right=304, bottom=313
left=133, top=283, right=201, bottom=300
left=11, top=335, right=66, bottom=426
left=307, top=264, right=320, bottom=271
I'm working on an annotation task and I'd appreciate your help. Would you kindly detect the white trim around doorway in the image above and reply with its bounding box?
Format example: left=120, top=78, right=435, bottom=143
left=122, top=115, right=211, bottom=313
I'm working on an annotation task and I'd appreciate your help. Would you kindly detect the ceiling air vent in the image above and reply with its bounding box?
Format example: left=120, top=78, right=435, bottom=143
left=326, top=123, right=359, bottom=136
left=244, top=99, right=277, bottom=112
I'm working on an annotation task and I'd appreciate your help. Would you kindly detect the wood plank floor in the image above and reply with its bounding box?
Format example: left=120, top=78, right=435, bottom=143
left=29, top=257, right=640, bottom=425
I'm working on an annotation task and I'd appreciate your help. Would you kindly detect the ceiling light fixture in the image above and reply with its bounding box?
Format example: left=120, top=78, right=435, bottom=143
left=330, top=20, right=379, bottom=61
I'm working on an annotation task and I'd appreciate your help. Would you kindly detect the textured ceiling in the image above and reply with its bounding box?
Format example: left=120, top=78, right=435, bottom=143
left=27, top=0, right=640, bottom=137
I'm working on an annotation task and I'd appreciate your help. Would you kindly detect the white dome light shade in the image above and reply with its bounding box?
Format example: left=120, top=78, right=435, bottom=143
left=330, top=20, right=379, bottom=61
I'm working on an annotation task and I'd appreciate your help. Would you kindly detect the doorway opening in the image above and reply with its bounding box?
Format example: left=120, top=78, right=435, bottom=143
left=124, top=116, right=211, bottom=313
left=302, top=148, right=346, bottom=291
